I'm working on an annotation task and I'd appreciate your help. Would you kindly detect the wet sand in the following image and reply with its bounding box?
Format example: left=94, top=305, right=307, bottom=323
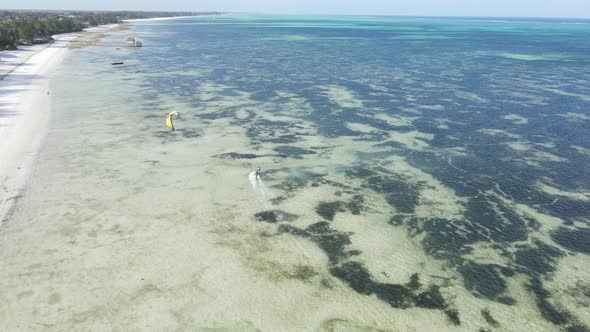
left=0, top=24, right=131, bottom=224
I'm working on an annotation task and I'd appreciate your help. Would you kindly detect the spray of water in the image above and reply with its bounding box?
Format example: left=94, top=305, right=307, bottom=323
left=249, top=170, right=274, bottom=211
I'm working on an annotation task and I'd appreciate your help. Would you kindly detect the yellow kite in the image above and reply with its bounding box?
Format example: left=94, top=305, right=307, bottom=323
left=166, top=111, right=180, bottom=131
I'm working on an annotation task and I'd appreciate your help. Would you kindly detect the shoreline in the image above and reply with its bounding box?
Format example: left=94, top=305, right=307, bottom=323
left=0, top=23, right=130, bottom=225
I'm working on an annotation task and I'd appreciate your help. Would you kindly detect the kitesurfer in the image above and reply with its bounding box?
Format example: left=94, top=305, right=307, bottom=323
left=255, top=167, right=261, bottom=180
left=165, top=111, right=181, bottom=131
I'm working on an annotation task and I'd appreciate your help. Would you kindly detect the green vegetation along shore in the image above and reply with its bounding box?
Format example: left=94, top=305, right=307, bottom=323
left=0, top=10, right=222, bottom=50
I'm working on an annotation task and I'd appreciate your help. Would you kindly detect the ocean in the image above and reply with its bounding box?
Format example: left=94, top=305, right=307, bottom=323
left=1, top=15, right=589, bottom=331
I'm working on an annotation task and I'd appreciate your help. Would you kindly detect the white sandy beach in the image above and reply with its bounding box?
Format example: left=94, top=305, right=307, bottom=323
left=0, top=24, right=124, bottom=224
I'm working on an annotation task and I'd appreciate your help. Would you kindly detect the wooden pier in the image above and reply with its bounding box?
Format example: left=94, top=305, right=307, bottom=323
left=52, top=38, right=143, bottom=48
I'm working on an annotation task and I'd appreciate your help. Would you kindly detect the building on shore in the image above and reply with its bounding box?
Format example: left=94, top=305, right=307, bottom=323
left=126, top=37, right=142, bottom=47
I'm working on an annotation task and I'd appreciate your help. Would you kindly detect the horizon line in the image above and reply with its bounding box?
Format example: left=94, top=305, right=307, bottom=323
left=1, top=9, right=589, bottom=20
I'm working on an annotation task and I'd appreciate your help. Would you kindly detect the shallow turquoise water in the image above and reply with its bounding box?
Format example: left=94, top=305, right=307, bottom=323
left=2, top=15, right=590, bottom=331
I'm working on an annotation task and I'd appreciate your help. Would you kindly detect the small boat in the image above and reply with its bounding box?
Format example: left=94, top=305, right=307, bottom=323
left=111, top=61, right=124, bottom=65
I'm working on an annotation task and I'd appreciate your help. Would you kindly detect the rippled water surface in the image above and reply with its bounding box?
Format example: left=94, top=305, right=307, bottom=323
left=1, top=15, right=590, bottom=331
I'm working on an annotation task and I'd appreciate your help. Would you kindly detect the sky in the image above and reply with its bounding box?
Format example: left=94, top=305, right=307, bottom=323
left=1, top=0, right=589, bottom=18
